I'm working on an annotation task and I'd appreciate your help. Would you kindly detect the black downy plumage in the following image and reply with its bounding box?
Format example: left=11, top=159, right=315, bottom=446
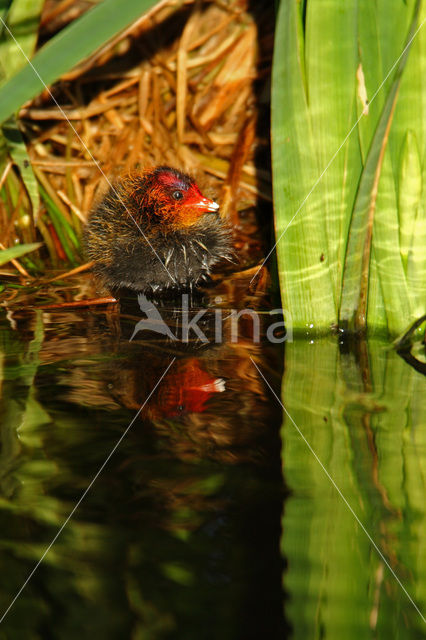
left=84, top=166, right=233, bottom=294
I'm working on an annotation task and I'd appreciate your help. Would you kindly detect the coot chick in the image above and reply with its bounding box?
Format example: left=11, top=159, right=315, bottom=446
left=84, top=166, right=233, bottom=295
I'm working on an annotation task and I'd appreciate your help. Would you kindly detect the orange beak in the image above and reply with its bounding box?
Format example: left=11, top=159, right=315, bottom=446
left=191, top=197, right=220, bottom=213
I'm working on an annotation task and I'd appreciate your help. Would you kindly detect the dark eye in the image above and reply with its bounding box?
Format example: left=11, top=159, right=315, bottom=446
left=172, top=190, right=183, bottom=201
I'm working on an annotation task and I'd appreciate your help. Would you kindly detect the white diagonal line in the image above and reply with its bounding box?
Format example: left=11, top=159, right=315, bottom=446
left=250, top=356, right=426, bottom=625
left=0, top=17, right=177, bottom=284
left=0, top=357, right=176, bottom=625
left=250, top=14, right=426, bottom=284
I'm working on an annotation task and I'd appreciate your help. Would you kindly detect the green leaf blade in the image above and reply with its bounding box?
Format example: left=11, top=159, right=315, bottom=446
left=0, top=0, right=160, bottom=125
left=271, top=0, right=336, bottom=331
left=0, top=242, right=41, bottom=266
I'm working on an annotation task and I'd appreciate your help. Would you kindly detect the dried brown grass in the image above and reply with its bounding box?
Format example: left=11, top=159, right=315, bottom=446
left=1, top=0, right=274, bottom=284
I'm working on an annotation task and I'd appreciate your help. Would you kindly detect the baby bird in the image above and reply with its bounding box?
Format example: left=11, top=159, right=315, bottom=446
left=84, top=166, right=233, bottom=294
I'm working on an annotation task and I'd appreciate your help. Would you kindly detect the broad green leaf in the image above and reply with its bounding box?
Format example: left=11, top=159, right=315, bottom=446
left=372, top=150, right=413, bottom=333
left=304, top=0, right=360, bottom=293
left=0, top=0, right=161, bottom=125
left=398, top=131, right=422, bottom=266
left=381, top=0, right=422, bottom=174
left=339, top=0, right=422, bottom=332
left=406, top=202, right=426, bottom=316
left=392, top=1, right=426, bottom=320
left=0, top=241, right=41, bottom=266
left=271, top=0, right=335, bottom=332
left=0, top=0, right=44, bottom=81
left=365, top=250, right=388, bottom=335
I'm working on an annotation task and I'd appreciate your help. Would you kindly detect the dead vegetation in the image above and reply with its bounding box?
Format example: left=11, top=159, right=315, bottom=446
left=0, top=0, right=274, bottom=287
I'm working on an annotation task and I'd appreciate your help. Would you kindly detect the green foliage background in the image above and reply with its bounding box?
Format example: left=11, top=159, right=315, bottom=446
left=272, top=0, right=426, bottom=336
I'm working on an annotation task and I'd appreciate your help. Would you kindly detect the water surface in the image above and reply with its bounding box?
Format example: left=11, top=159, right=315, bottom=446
left=0, top=285, right=425, bottom=638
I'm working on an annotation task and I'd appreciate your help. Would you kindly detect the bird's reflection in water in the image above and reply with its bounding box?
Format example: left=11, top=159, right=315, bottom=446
left=62, top=284, right=286, bottom=465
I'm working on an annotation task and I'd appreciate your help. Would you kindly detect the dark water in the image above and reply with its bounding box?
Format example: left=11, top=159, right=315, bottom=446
left=0, top=285, right=425, bottom=639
